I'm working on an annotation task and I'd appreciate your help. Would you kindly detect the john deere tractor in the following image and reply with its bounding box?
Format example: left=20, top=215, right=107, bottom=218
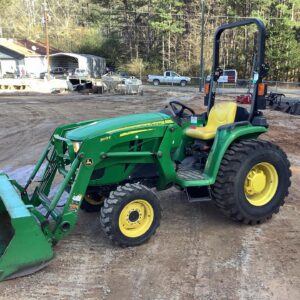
left=0, top=19, right=291, bottom=281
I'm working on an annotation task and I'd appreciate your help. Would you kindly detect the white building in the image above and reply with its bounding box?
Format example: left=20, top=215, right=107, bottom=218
left=0, top=39, right=46, bottom=78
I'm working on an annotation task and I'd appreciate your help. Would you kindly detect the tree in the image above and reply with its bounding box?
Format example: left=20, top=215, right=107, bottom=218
left=150, top=0, right=185, bottom=70
left=0, top=0, right=299, bottom=80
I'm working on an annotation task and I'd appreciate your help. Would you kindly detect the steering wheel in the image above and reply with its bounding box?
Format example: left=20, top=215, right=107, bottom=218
left=169, top=101, right=195, bottom=118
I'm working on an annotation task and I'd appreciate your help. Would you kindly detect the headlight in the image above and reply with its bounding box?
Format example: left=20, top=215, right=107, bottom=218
left=72, top=141, right=82, bottom=153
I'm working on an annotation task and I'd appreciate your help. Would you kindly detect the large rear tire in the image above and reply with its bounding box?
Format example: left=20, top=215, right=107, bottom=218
left=100, top=183, right=161, bottom=247
left=211, top=139, right=291, bottom=224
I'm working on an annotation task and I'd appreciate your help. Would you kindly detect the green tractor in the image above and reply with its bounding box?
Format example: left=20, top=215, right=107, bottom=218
left=0, top=19, right=291, bottom=281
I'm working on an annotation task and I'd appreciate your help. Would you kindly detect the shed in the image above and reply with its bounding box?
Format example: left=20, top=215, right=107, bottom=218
left=50, top=53, right=106, bottom=78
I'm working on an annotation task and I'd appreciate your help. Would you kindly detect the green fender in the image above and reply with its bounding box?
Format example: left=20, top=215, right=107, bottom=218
left=204, top=124, right=267, bottom=184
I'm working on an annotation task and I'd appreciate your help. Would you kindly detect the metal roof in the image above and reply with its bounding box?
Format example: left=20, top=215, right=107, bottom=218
left=0, top=39, right=40, bottom=57
left=17, top=39, right=60, bottom=55
left=50, top=53, right=105, bottom=60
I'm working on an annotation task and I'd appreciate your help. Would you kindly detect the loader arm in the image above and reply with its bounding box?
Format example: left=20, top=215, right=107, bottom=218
left=0, top=128, right=96, bottom=281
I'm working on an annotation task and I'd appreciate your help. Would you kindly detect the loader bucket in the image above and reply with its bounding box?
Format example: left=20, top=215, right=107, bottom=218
left=0, top=174, right=54, bottom=281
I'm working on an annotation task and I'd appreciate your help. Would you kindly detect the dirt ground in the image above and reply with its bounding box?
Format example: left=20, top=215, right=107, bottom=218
left=0, top=86, right=299, bottom=300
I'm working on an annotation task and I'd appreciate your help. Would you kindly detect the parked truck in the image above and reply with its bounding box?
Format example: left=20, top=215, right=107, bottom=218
left=148, top=71, right=191, bottom=86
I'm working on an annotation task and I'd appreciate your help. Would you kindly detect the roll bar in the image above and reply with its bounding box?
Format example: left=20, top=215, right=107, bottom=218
left=206, top=18, right=269, bottom=122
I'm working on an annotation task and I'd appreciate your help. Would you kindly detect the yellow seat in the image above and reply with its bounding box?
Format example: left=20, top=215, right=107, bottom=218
left=185, top=102, right=237, bottom=140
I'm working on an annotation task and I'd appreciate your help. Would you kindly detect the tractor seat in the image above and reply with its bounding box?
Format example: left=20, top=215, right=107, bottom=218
left=185, top=102, right=237, bottom=140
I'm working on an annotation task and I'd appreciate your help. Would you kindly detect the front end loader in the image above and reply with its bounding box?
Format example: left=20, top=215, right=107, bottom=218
left=0, top=18, right=291, bottom=281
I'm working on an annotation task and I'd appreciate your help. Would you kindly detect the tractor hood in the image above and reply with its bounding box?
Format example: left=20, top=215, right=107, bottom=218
left=66, top=112, right=172, bottom=141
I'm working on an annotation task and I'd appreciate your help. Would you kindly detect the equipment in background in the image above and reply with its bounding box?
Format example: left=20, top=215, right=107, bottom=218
left=101, top=73, right=143, bottom=95
left=266, top=92, right=300, bottom=115
left=236, top=94, right=251, bottom=104
left=289, top=101, right=300, bottom=115
left=266, top=92, right=285, bottom=107
left=235, top=54, right=261, bottom=106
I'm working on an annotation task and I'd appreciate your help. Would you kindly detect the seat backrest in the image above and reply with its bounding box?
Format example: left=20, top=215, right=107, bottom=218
left=206, top=102, right=237, bottom=130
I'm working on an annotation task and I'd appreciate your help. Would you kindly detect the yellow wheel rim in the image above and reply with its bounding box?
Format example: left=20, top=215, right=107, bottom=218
left=119, top=199, right=154, bottom=238
left=244, top=162, right=278, bottom=206
left=85, top=194, right=104, bottom=205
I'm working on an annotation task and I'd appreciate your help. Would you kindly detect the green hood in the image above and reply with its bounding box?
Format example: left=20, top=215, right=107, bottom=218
left=66, top=112, right=172, bottom=141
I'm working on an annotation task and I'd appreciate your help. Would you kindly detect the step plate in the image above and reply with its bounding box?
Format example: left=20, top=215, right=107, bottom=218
left=176, top=167, right=205, bottom=181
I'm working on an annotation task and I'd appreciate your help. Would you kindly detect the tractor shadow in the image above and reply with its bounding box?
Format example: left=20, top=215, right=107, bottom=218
left=159, top=188, right=238, bottom=229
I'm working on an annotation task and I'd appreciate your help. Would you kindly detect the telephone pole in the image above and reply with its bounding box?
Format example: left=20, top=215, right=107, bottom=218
left=43, top=0, right=50, bottom=80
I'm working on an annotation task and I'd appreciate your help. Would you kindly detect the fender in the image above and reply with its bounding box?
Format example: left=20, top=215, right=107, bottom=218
left=204, top=123, right=267, bottom=184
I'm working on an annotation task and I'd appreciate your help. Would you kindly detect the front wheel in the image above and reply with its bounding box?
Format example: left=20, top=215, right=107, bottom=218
left=211, top=139, right=291, bottom=224
left=100, top=183, right=161, bottom=246
left=81, top=192, right=105, bottom=212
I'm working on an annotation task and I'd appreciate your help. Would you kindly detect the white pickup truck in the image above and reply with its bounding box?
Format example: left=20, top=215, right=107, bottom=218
left=148, top=71, right=191, bottom=86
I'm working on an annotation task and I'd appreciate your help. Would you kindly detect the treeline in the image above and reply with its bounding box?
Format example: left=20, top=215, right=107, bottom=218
left=0, top=0, right=300, bottom=81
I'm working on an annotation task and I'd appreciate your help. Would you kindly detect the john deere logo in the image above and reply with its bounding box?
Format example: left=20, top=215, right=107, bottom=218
left=85, top=158, right=93, bottom=166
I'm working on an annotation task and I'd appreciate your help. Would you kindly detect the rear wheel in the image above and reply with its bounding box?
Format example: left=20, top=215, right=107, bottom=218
left=211, top=139, right=291, bottom=224
left=180, top=80, right=187, bottom=87
left=100, top=183, right=161, bottom=246
left=153, top=79, right=160, bottom=86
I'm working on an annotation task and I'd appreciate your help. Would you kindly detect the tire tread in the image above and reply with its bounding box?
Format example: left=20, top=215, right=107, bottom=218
left=100, top=183, right=161, bottom=247
left=211, top=139, right=291, bottom=224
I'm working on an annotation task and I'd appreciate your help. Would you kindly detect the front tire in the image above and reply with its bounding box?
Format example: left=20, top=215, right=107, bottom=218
left=211, top=139, right=291, bottom=224
left=81, top=192, right=105, bottom=212
left=100, top=183, right=161, bottom=247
